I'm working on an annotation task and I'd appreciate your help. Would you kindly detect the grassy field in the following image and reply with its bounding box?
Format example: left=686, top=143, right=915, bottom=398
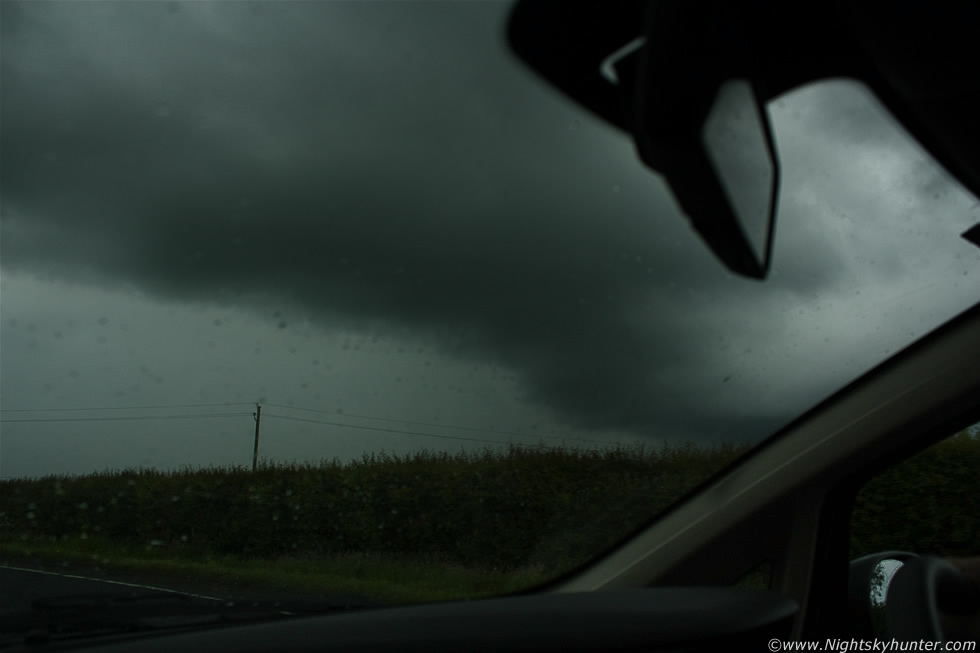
left=2, top=433, right=977, bottom=604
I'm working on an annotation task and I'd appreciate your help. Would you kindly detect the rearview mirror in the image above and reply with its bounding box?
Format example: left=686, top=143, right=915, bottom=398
left=631, top=1, right=780, bottom=279
left=702, top=79, right=779, bottom=272
left=506, top=0, right=782, bottom=280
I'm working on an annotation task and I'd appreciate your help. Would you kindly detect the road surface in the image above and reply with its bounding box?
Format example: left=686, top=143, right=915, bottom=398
left=0, top=556, right=376, bottom=616
left=0, top=564, right=225, bottom=616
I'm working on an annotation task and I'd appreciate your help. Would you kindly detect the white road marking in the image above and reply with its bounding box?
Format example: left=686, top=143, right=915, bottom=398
left=0, top=564, right=223, bottom=601
left=2, top=564, right=299, bottom=615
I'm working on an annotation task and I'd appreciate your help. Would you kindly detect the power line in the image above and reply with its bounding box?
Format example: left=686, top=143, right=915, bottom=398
left=0, top=413, right=253, bottom=424
left=0, top=401, right=614, bottom=447
left=262, top=412, right=554, bottom=449
left=0, top=401, right=624, bottom=450
left=0, top=402, right=253, bottom=413
left=262, top=402, right=614, bottom=447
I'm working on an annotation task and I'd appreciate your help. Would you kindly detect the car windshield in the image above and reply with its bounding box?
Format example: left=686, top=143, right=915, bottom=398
left=1, top=1, right=979, bottom=612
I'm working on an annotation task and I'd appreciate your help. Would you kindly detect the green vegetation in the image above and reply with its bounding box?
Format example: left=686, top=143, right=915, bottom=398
left=734, top=563, right=772, bottom=590
left=850, top=430, right=980, bottom=559
left=0, top=442, right=745, bottom=601
left=2, top=434, right=976, bottom=603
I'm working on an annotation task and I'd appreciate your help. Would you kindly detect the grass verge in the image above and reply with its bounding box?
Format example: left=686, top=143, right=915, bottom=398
left=0, top=536, right=552, bottom=605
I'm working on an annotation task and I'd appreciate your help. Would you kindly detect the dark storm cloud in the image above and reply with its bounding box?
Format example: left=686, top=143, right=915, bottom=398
left=2, top=1, right=975, bottom=443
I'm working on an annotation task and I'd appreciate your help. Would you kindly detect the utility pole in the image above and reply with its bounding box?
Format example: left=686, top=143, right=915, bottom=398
left=252, top=403, right=262, bottom=472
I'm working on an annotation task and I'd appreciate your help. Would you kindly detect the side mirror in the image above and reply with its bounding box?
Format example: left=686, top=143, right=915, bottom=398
left=869, top=558, right=905, bottom=636
left=870, top=559, right=905, bottom=608
left=848, top=551, right=918, bottom=638
left=849, top=553, right=980, bottom=642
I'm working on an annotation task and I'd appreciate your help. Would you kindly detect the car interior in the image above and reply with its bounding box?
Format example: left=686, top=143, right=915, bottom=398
left=1, top=0, right=979, bottom=650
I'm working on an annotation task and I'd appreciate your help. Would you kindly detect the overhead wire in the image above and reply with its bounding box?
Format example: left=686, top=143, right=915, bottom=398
left=261, top=412, right=553, bottom=449
left=0, top=402, right=254, bottom=413
left=0, top=413, right=253, bottom=424
left=0, top=402, right=622, bottom=450
left=261, top=402, right=616, bottom=447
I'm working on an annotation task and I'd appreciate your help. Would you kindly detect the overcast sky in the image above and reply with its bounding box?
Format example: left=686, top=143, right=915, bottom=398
left=1, top=1, right=979, bottom=480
